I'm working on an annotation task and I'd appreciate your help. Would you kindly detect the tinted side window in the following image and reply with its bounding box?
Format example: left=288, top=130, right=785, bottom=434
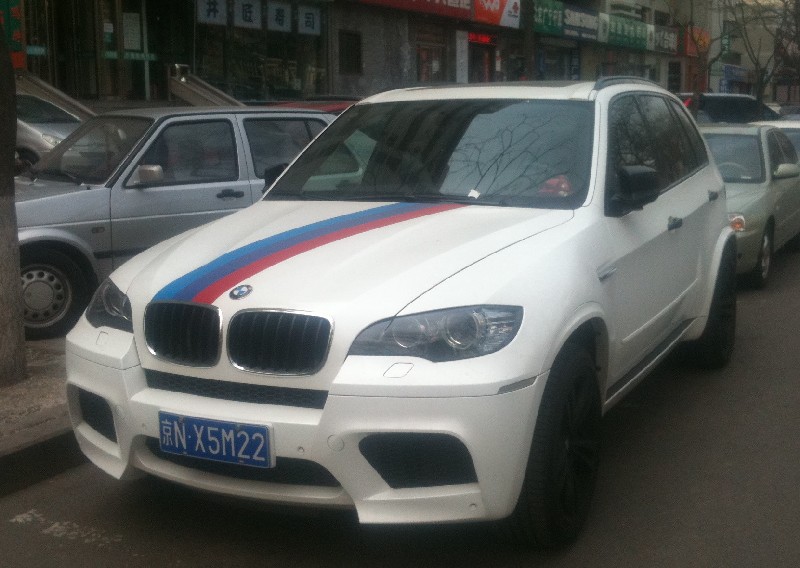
left=638, top=94, right=694, bottom=187
left=775, top=130, right=798, bottom=165
left=767, top=132, right=784, bottom=170
left=244, top=118, right=324, bottom=178
left=669, top=99, right=708, bottom=168
left=607, top=94, right=659, bottom=195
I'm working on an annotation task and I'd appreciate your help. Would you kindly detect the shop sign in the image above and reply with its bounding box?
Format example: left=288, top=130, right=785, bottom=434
left=474, top=0, right=520, bottom=29
left=563, top=4, right=598, bottom=41
left=267, top=2, right=292, bottom=32
left=652, top=25, right=678, bottom=54
left=607, top=14, right=647, bottom=50
left=534, top=0, right=564, bottom=36
left=197, top=0, right=228, bottom=26
left=234, top=0, right=262, bottom=29
left=356, top=0, right=472, bottom=20
left=298, top=5, right=322, bottom=35
left=722, top=63, right=749, bottom=82
left=1, top=0, right=26, bottom=68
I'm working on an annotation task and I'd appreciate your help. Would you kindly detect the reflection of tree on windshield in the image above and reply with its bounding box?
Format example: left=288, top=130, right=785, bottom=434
left=268, top=99, right=594, bottom=210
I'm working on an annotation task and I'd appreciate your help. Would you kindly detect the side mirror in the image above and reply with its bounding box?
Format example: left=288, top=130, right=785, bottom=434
left=608, top=165, right=661, bottom=216
left=131, top=164, right=164, bottom=187
left=774, top=163, right=800, bottom=180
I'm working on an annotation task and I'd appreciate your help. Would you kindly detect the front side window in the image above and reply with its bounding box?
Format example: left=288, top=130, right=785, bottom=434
left=266, top=100, right=595, bottom=210
left=135, top=120, right=238, bottom=186
left=607, top=94, right=658, bottom=193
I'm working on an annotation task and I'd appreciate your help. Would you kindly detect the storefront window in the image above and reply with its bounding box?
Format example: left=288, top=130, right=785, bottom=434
left=195, top=1, right=327, bottom=101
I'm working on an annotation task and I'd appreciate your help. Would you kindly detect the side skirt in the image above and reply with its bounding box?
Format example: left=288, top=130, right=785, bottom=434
left=604, top=319, right=693, bottom=409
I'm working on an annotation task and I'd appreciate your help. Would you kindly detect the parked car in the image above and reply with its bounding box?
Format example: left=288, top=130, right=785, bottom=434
left=15, top=93, right=83, bottom=172
left=678, top=92, right=780, bottom=123
left=701, top=124, right=800, bottom=287
left=16, top=106, right=336, bottom=338
left=66, top=78, right=736, bottom=548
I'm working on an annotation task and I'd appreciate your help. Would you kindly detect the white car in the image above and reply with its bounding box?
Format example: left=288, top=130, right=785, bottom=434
left=66, top=79, right=736, bottom=548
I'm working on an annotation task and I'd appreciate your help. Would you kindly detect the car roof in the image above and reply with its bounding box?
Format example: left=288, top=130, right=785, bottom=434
left=357, top=79, right=676, bottom=105
left=96, top=106, right=337, bottom=120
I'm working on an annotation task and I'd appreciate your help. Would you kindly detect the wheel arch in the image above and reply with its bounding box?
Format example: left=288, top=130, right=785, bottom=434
left=544, top=308, right=608, bottom=408
left=19, top=236, right=101, bottom=291
left=685, top=228, right=737, bottom=341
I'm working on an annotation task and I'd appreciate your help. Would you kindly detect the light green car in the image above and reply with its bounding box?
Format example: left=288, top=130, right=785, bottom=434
left=702, top=124, right=800, bottom=287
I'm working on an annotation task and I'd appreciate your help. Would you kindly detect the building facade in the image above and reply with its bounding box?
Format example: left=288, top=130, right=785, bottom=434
left=3, top=0, right=715, bottom=103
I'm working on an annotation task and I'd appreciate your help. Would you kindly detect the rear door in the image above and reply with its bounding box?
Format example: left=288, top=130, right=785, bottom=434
left=109, top=113, right=250, bottom=268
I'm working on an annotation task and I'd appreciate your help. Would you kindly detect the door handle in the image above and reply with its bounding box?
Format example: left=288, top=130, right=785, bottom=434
left=708, top=190, right=719, bottom=201
left=668, top=216, right=683, bottom=230
left=216, top=189, right=245, bottom=200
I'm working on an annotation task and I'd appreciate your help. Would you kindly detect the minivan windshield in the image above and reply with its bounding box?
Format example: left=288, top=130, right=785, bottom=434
left=30, top=116, right=153, bottom=184
left=266, top=99, right=595, bottom=209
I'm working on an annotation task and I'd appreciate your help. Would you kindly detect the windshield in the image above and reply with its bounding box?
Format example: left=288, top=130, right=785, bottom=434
left=266, top=99, right=594, bottom=209
left=31, top=116, right=153, bottom=184
left=704, top=133, right=765, bottom=183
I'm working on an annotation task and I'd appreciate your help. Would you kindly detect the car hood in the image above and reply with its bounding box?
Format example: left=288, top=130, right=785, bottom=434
left=128, top=200, right=573, bottom=315
left=14, top=176, right=88, bottom=202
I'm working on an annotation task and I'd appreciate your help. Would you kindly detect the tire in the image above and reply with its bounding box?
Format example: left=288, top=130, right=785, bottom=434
left=747, top=229, right=772, bottom=289
left=502, top=343, right=601, bottom=548
left=20, top=249, right=91, bottom=340
left=684, top=238, right=737, bottom=369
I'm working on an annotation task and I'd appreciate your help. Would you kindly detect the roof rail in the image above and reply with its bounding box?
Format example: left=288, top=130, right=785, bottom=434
left=593, top=76, right=659, bottom=90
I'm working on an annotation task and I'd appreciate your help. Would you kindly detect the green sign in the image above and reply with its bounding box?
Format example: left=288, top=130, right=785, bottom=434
left=607, top=15, right=648, bottom=50
left=535, top=0, right=564, bottom=36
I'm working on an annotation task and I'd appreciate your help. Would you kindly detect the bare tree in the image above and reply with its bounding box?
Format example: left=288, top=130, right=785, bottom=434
left=0, top=26, right=26, bottom=387
left=722, top=0, right=783, bottom=103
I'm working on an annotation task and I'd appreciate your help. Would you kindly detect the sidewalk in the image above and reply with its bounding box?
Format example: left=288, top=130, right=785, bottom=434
left=0, top=339, right=69, bottom=458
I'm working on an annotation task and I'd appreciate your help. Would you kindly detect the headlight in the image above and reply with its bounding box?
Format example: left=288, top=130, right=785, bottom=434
left=40, top=133, right=63, bottom=147
left=349, top=306, right=523, bottom=362
left=729, top=213, right=745, bottom=232
left=85, top=279, right=133, bottom=332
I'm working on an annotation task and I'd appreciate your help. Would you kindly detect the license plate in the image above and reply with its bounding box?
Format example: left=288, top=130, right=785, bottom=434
left=158, top=412, right=273, bottom=468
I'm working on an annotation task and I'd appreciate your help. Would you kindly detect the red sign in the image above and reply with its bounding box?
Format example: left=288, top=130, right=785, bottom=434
left=468, top=32, right=496, bottom=45
left=474, top=0, right=521, bottom=28
left=356, top=0, right=472, bottom=20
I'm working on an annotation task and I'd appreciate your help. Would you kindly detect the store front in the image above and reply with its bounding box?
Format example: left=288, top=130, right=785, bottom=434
left=195, top=0, right=329, bottom=101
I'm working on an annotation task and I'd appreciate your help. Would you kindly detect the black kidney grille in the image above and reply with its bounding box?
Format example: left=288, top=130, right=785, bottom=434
left=145, top=303, right=221, bottom=367
left=228, top=311, right=332, bottom=374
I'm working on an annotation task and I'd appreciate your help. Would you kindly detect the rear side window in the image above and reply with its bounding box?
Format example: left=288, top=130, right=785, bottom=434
left=244, top=118, right=327, bottom=178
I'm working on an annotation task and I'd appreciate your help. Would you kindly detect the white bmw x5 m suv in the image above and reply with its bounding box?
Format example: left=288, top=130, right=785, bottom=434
left=66, top=78, right=736, bottom=548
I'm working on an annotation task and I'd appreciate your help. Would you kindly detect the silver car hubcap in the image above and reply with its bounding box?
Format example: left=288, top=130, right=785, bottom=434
left=760, top=234, right=771, bottom=280
left=21, top=265, right=71, bottom=327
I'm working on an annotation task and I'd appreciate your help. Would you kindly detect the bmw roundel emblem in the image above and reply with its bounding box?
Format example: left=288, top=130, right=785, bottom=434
left=229, top=284, right=253, bottom=300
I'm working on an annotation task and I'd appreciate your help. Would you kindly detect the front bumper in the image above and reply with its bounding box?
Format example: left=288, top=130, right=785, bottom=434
left=66, top=322, right=545, bottom=525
